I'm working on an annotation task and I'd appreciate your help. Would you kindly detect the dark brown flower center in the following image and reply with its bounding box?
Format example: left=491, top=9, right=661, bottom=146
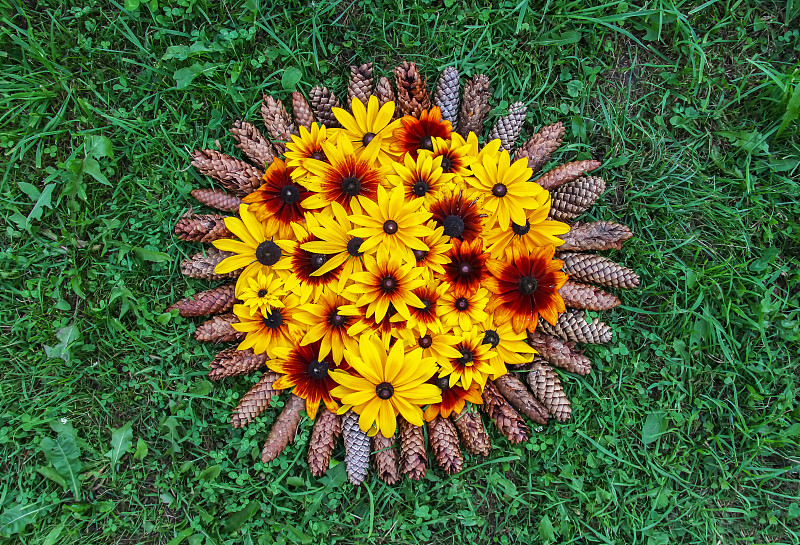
left=310, top=253, right=328, bottom=270
left=380, top=276, right=397, bottom=292
left=310, top=150, right=326, bottom=161
left=443, top=214, right=465, bottom=237
left=347, top=237, right=364, bottom=257
left=458, top=261, right=472, bottom=275
left=255, top=240, right=281, bottom=266
left=512, top=220, right=531, bottom=236
left=307, top=359, right=330, bottom=380
left=492, top=183, right=508, bottom=197
left=483, top=330, right=500, bottom=348
left=341, top=176, right=361, bottom=196
left=257, top=289, right=268, bottom=298
left=280, top=184, right=300, bottom=204
left=436, top=376, right=450, bottom=390
left=518, top=276, right=538, bottom=295
left=412, top=180, right=429, bottom=196
left=418, top=334, right=433, bottom=349
left=383, top=219, right=399, bottom=234
left=376, top=382, right=394, bottom=399
left=458, top=348, right=473, bottom=364
left=421, top=298, right=432, bottom=311
left=413, top=248, right=428, bottom=262
left=329, top=311, right=346, bottom=327
left=440, top=156, right=453, bottom=172
left=362, top=132, right=376, bottom=146
left=420, top=136, right=433, bottom=150
left=262, top=309, right=284, bottom=329
left=455, top=297, right=469, bottom=311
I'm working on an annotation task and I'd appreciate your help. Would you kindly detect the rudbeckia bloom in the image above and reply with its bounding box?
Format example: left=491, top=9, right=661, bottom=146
left=428, top=189, right=485, bottom=242
left=423, top=379, right=483, bottom=421
left=295, top=291, right=367, bottom=363
left=391, top=107, right=452, bottom=159
left=232, top=297, right=301, bottom=358
left=484, top=245, right=568, bottom=333
left=242, top=159, right=310, bottom=239
left=437, top=287, right=490, bottom=331
left=485, top=191, right=570, bottom=259
left=419, top=133, right=475, bottom=177
left=437, top=327, right=502, bottom=389
left=286, top=217, right=343, bottom=304
left=387, top=152, right=456, bottom=207
left=329, top=338, right=442, bottom=437
left=411, top=221, right=452, bottom=276
left=397, top=282, right=448, bottom=335
left=332, top=96, right=400, bottom=166
left=397, top=328, right=462, bottom=365
left=285, top=123, right=331, bottom=178
left=478, top=314, right=538, bottom=377
left=441, top=237, right=489, bottom=296
left=235, top=269, right=291, bottom=316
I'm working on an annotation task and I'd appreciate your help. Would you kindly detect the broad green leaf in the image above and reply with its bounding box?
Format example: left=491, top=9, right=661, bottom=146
left=642, top=411, right=666, bottom=445
left=749, top=247, right=779, bottom=272
left=43, top=323, right=79, bottom=363
left=134, top=437, right=149, bottom=460
left=84, top=134, right=114, bottom=160
left=0, top=503, right=51, bottom=538
left=777, top=82, right=800, bottom=136
left=281, top=67, right=303, bottom=90
left=133, top=247, right=172, bottom=262
left=40, top=421, right=83, bottom=499
left=27, top=183, right=56, bottom=225
left=81, top=157, right=111, bottom=186
left=37, top=466, right=67, bottom=487
left=538, top=515, right=555, bottom=540
left=18, top=181, right=41, bottom=201
left=198, top=464, right=221, bottom=481
left=105, top=422, right=133, bottom=469
left=223, top=500, right=259, bottom=533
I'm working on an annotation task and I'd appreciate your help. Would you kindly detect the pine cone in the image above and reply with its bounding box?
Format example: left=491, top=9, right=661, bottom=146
left=526, top=331, right=592, bottom=375
left=231, top=371, right=281, bottom=427
left=558, top=280, right=621, bottom=311
left=260, top=96, right=295, bottom=153
left=560, top=221, right=633, bottom=252
left=537, top=309, right=612, bottom=344
left=514, top=122, right=566, bottom=174
left=309, top=85, right=342, bottom=128
left=488, top=101, right=527, bottom=151
left=480, top=381, right=530, bottom=444
left=534, top=160, right=602, bottom=191
left=168, top=284, right=236, bottom=317
left=374, top=76, right=396, bottom=112
left=174, top=210, right=232, bottom=243
left=261, top=394, right=306, bottom=463
left=527, top=362, right=572, bottom=423
left=347, top=62, right=374, bottom=108
left=230, top=120, right=275, bottom=168
left=451, top=411, right=491, bottom=457
left=194, top=313, right=244, bottom=343
left=427, top=416, right=463, bottom=474
left=291, top=91, right=315, bottom=131
left=308, top=407, right=341, bottom=477
left=372, top=433, right=400, bottom=485
left=399, top=418, right=427, bottom=481
left=190, top=188, right=242, bottom=213
left=180, top=249, right=241, bottom=280
left=493, top=374, right=549, bottom=426
left=342, top=410, right=370, bottom=486
left=190, top=149, right=263, bottom=196
left=209, top=347, right=267, bottom=380
left=558, top=252, right=640, bottom=289
left=394, top=61, right=431, bottom=117
left=457, top=74, right=490, bottom=137
left=548, top=176, right=606, bottom=221
left=433, top=66, right=460, bottom=130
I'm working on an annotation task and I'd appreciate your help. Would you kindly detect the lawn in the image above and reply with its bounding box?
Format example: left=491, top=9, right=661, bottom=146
left=2, top=0, right=799, bottom=543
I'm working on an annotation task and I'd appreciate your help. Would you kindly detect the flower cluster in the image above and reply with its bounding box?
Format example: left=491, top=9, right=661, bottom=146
left=213, top=97, right=570, bottom=438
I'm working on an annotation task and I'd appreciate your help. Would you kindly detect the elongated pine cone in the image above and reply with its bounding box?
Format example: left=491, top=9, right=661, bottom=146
left=538, top=309, right=612, bottom=344
left=174, top=211, right=232, bottom=243
left=229, top=120, right=274, bottom=168
left=458, top=74, right=491, bottom=137
left=309, top=85, right=342, bottom=128
left=493, top=374, right=549, bottom=426
left=451, top=411, right=491, bottom=457
left=231, top=371, right=281, bottom=427
left=261, top=96, right=295, bottom=153
left=527, top=363, right=572, bottom=423
left=560, top=221, right=633, bottom=252
left=169, top=284, right=236, bottom=317
left=427, top=416, right=463, bottom=474
left=399, top=418, right=427, bottom=481
left=488, top=101, right=527, bottom=151
left=308, top=407, right=341, bottom=478
left=534, top=159, right=602, bottom=191
left=261, top=394, right=306, bottom=463
left=180, top=249, right=241, bottom=280
left=433, top=66, right=460, bottom=130
left=372, top=433, right=400, bottom=485
left=515, top=122, right=566, bottom=174
left=291, top=91, right=315, bottom=131
left=190, top=188, right=242, bottom=213
left=558, top=252, right=640, bottom=289
left=526, top=331, right=592, bottom=375
left=480, top=381, right=529, bottom=444
left=190, top=149, right=263, bottom=196
left=209, top=347, right=267, bottom=380
left=374, top=76, right=396, bottom=110
left=394, top=61, right=431, bottom=117
left=194, top=313, right=243, bottom=343
left=548, top=176, right=606, bottom=221
left=559, top=280, right=621, bottom=311
left=348, top=63, right=374, bottom=108
left=342, top=411, right=370, bottom=486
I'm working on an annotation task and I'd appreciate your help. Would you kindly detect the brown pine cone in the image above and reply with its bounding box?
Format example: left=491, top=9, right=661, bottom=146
left=526, top=331, right=592, bottom=375
left=348, top=63, right=374, bottom=108
left=342, top=410, right=370, bottom=486
left=209, top=347, right=267, bottom=380
left=534, top=159, right=602, bottom=191
left=457, top=74, right=491, bottom=137
left=194, top=313, right=244, bottom=343
left=548, top=176, right=606, bottom=221
left=174, top=210, right=232, bottom=243
left=190, top=149, right=263, bottom=196
left=558, top=252, right=640, bottom=289
left=168, top=284, right=236, bottom=317
left=291, top=91, right=315, bottom=131
left=480, top=381, right=530, bottom=444
left=309, top=85, right=342, bottom=128
left=451, top=411, right=491, bottom=457
left=538, top=309, right=612, bottom=344
left=231, top=371, right=282, bottom=427
left=559, top=280, right=621, bottom=311
left=433, top=66, right=460, bottom=130
left=261, top=394, right=306, bottom=463
left=260, top=96, right=295, bottom=153
left=394, top=61, right=431, bottom=118
left=190, top=188, right=242, bottom=213
left=527, top=362, right=572, bottom=423
left=514, top=122, right=566, bottom=174
left=308, top=407, right=341, bottom=478
left=229, top=119, right=275, bottom=168
left=488, top=101, right=527, bottom=151
left=493, top=374, right=549, bottom=426
left=399, top=418, right=427, bottom=481
left=372, top=433, right=400, bottom=485
left=560, top=221, right=633, bottom=252
left=180, top=248, right=241, bottom=280
left=427, top=416, right=463, bottom=474
left=374, top=76, right=396, bottom=111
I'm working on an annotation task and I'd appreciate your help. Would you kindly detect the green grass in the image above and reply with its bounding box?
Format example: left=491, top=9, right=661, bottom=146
left=2, top=0, right=799, bottom=543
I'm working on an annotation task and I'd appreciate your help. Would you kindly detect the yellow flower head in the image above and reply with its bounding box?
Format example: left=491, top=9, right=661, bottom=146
left=295, top=290, right=366, bottom=364
left=232, top=296, right=302, bottom=358
left=437, top=327, right=502, bottom=389
left=235, top=269, right=293, bottom=316
left=420, top=133, right=476, bottom=178
left=285, top=123, right=332, bottom=179
left=436, top=286, right=490, bottom=332
left=478, top=313, right=537, bottom=377
left=387, top=152, right=456, bottom=207
left=332, top=96, right=400, bottom=166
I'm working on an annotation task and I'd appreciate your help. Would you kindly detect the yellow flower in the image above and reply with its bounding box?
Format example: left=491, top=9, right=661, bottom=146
left=411, top=221, right=452, bottom=277
left=436, top=286, right=490, bottom=331
left=484, top=191, right=570, bottom=259
left=395, top=282, right=448, bottom=335
left=387, top=152, right=456, bottom=207
left=419, top=133, right=476, bottom=178
left=284, top=216, right=344, bottom=304
left=478, top=314, right=537, bottom=378
left=294, top=290, right=367, bottom=363
left=332, top=95, right=400, bottom=166
left=330, top=337, right=441, bottom=437
left=285, top=123, right=332, bottom=179
left=231, top=296, right=302, bottom=358
left=397, top=327, right=462, bottom=365
left=437, top=327, right=502, bottom=389
left=235, top=269, right=294, bottom=316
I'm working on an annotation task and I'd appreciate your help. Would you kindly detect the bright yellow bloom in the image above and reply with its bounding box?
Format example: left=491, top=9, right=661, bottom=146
left=332, top=95, right=400, bottom=166
left=412, top=221, right=452, bottom=277
left=478, top=314, right=537, bottom=378
left=397, top=327, right=462, bottom=365
left=285, top=123, right=332, bottom=179
left=484, top=190, right=569, bottom=259
left=419, top=133, right=476, bottom=178
left=235, top=269, right=294, bottom=316
left=294, top=290, right=367, bottom=363
left=437, top=327, right=502, bottom=389
left=437, top=286, right=490, bottom=331
left=231, top=296, right=302, bottom=358
left=300, top=202, right=365, bottom=292
left=284, top=216, right=344, bottom=304
left=387, top=152, right=456, bottom=207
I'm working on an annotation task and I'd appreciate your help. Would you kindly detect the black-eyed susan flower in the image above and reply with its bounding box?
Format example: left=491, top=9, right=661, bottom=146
left=397, top=282, right=448, bottom=335
left=420, top=133, right=475, bottom=178
left=286, top=216, right=343, bottom=304
left=295, top=291, right=367, bottom=364
left=332, top=96, right=400, bottom=166
left=423, top=378, right=483, bottom=421
left=242, top=159, right=310, bottom=239
left=235, top=269, right=292, bottom=316
left=285, top=123, right=331, bottom=178
left=437, top=328, right=502, bottom=389
left=391, top=107, right=452, bottom=159
left=441, top=237, right=489, bottom=297
left=232, top=297, right=302, bottom=358
left=412, top=221, right=452, bottom=276
left=484, top=192, right=570, bottom=259
left=387, top=152, right=456, bottom=206
left=397, top=328, right=462, bottom=365
left=437, top=286, right=490, bottom=332
left=478, top=314, right=538, bottom=374
left=428, top=189, right=485, bottom=242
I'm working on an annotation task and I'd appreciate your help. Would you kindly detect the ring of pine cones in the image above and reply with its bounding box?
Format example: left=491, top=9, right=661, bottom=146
left=171, top=62, right=640, bottom=485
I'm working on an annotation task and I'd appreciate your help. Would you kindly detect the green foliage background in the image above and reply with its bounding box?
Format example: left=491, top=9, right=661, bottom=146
left=1, top=0, right=799, bottom=543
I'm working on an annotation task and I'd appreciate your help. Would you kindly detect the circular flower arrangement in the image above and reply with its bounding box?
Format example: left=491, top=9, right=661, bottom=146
left=172, top=62, right=641, bottom=485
